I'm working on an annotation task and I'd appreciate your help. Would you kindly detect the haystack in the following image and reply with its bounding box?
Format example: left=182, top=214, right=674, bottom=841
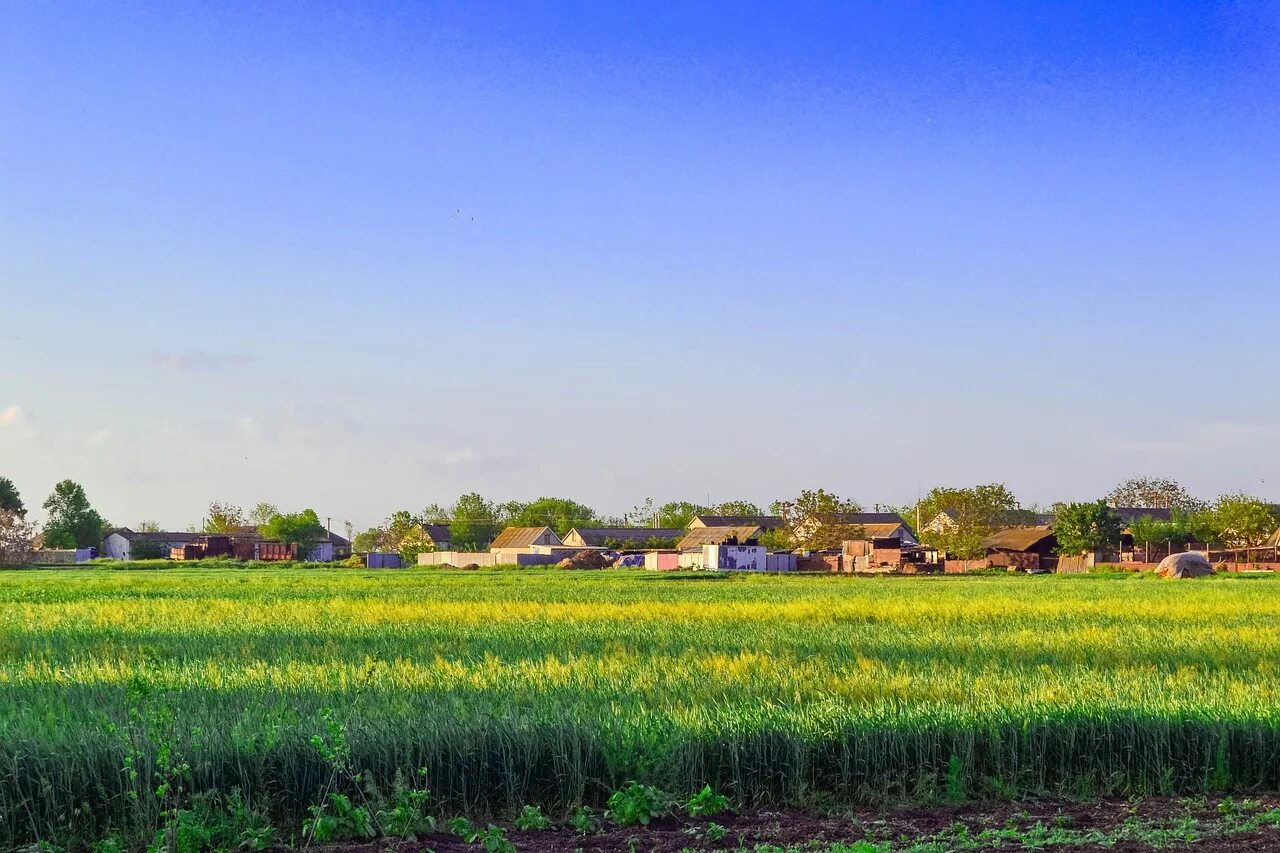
left=557, top=550, right=612, bottom=570
left=1155, top=552, right=1212, bottom=579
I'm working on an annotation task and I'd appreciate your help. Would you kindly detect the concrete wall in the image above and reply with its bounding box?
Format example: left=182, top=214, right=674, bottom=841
left=420, top=552, right=498, bottom=567
left=707, top=544, right=768, bottom=571
left=419, top=551, right=564, bottom=567
left=678, top=550, right=705, bottom=569
left=766, top=552, right=798, bottom=572
left=645, top=552, right=681, bottom=571
left=28, top=550, right=79, bottom=565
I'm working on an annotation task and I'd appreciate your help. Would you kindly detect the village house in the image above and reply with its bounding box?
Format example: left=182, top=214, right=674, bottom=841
left=418, top=524, right=452, bottom=551
left=489, top=526, right=564, bottom=551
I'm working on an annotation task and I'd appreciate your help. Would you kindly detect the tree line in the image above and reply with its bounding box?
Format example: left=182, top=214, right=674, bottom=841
left=1, top=475, right=1276, bottom=566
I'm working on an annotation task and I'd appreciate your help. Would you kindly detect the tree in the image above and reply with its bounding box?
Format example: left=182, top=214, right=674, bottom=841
left=261, top=509, right=327, bottom=559
left=0, top=510, right=36, bottom=566
left=506, top=497, right=597, bottom=536
left=623, top=498, right=656, bottom=527
left=248, top=502, right=279, bottom=528
left=204, top=501, right=246, bottom=533
left=774, top=489, right=864, bottom=552
left=657, top=501, right=707, bottom=529
left=710, top=500, right=763, bottom=516
left=449, top=493, right=501, bottom=551
left=42, top=480, right=107, bottom=549
left=135, top=520, right=161, bottom=533
left=0, top=477, right=24, bottom=516
left=1105, top=477, right=1205, bottom=512
left=1053, top=501, right=1124, bottom=556
left=352, top=526, right=386, bottom=555
left=1209, top=494, right=1275, bottom=548
left=420, top=503, right=452, bottom=525
left=911, top=484, right=1026, bottom=559
left=1127, top=508, right=1217, bottom=552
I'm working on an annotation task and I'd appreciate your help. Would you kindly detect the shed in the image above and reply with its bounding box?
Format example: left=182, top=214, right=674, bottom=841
left=980, top=526, right=1058, bottom=572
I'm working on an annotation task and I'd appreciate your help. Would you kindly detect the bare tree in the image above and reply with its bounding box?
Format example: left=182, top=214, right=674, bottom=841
left=0, top=510, right=36, bottom=567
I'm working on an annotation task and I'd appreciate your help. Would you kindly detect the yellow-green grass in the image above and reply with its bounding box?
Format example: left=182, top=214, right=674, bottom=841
left=0, top=568, right=1277, bottom=846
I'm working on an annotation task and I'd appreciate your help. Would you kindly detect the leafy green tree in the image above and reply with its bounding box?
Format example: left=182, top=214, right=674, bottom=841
left=1053, top=501, right=1124, bottom=556
left=912, top=483, right=1026, bottom=559
left=1209, top=494, right=1276, bottom=548
left=420, top=503, right=452, bottom=524
left=449, top=493, right=501, bottom=550
left=248, top=502, right=279, bottom=528
left=774, top=489, right=864, bottom=552
left=261, top=509, right=327, bottom=558
left=0, top=477, right=24, bottom=516
left=1105, top=476, right=1205, bottom=511
left=657, top=501, right=707, bottom=529
left=1126, top=508, right=1217, bottom=551
left=351, top=526, right=386, bottom=554
left=42, top=480, right=107, bottom=549
left=204, top=501, right=246, bottom=533
left=506, top=497, right=597, bottom=536
left=135, top=520, right=162, bottom=533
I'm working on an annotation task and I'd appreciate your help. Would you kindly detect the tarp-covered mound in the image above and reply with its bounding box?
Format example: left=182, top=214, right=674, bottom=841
left=558, top=550, right=613, bottom=570
left=1156, top=552, right=1212, bottom=579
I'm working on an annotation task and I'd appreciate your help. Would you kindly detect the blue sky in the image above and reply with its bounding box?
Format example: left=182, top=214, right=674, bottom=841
left=2, top=1, right=1277, bottom=530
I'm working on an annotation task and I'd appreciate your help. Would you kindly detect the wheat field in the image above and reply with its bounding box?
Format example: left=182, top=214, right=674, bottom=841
left=0, top=567, right=1277, bottom=846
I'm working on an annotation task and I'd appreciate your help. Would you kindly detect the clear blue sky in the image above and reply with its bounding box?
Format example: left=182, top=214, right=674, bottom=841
left=2, top=1, right=1277, bottom=530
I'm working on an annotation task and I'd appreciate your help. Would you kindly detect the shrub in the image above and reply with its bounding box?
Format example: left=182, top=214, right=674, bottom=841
left=606, top=781, right=670, bottom=826
left=685, top=784, right=729, bottom=817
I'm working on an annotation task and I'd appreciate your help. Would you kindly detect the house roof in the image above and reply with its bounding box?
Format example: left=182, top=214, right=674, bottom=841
left=490, top=526, right=562, bottom=549
left=108, top=528, right=199, bottom=543
left=980, top=526, right=1057, bottom=552
left=690, top=512, right=909, bottom=530
left=690, top=515, right=783, bottom=530
left=566, top=527, right=685, bottom=546
left=420, top=524, right=452, bottom=543
left=861, top=522, right=911, bottom=540
left=845, top=512, right=911, bottom=526
left=677, top=525, right=762, bottom=551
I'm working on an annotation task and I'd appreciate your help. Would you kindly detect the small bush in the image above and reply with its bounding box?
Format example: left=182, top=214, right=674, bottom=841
left=568, top=805, right=600, bottom=834
left=685, top=784, right=729, bottom=818
left=513, top=804, right=552, bottom=830
left=606, top=781, right=670, bottom=826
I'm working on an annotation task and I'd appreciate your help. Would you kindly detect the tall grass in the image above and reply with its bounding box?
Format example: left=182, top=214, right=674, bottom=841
left=0, top=569, right=1276, bottom=846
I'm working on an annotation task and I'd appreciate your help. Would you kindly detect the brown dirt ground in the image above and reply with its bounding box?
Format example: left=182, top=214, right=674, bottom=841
left=325, top=795, right=1280, bottom=852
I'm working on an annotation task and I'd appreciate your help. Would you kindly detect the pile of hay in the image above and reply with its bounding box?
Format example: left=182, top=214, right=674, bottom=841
left=557, top=550, right=613, bottom=570
left=1155, top=552, right=1212, bottom=579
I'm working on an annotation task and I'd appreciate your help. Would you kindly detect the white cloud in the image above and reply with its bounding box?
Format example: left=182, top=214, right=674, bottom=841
left=0, top=405, right=25, bottom=427
left=84, top=428, right=113, bottom=446
left=152, top=351, right=255, bottom=372
left=234, top=417, right=262, bottom=440
left=444, top=448, right=480, bottom=465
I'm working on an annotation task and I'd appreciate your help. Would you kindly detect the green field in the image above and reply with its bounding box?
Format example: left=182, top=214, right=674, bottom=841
left=1, top=567, right=1278, bottom=848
